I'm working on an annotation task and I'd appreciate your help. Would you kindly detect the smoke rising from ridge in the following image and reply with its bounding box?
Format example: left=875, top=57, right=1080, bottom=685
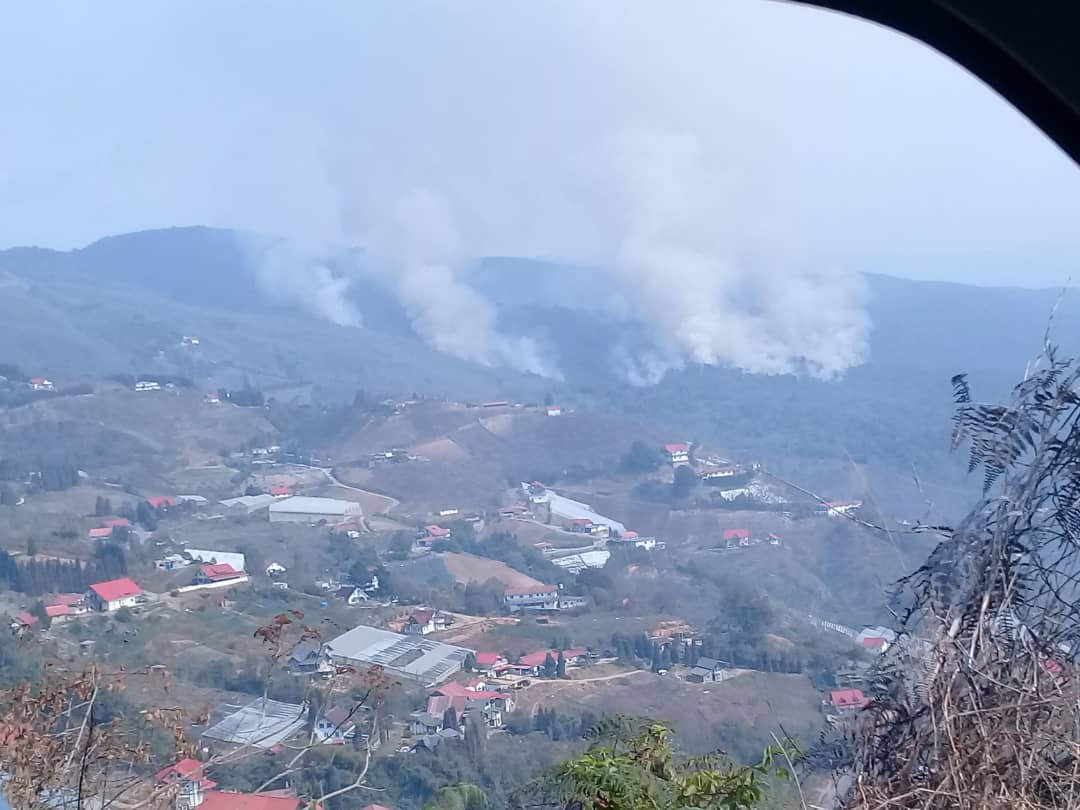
left=606, top=129, right=870, bottom=380
left=251, top=238, right=362, bottom=328
left=2, top=2, right=1074, bottom=378
left=363, top=189, right=560, bottom=378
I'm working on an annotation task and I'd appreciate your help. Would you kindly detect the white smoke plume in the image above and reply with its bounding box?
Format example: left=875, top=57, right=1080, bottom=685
left=608, top=129, right=870, bottom=380
left=250, top=238, right=362, bottom=327
left=369, top=189, right=560, bottom=378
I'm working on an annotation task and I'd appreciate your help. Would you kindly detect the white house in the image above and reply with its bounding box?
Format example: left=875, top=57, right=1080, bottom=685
left=504, top=585, right=559, bottom=612
left=265, top=561, right=287, bottom=577
left=87, top=578, right=144, bottom=612
left=403, top=609, right=452, bottom=635
left=134, top=381, right=161, bottom=392
left=664, top=443, right=690, bottom=466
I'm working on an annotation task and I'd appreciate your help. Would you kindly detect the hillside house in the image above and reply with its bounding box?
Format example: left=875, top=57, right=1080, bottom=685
left=498, top=505, right=527, bottom=519
left=181, top=335, right=201, bottom=346
left=315, top=706, right=358, bottom=743
left=857, top=626, right=896, bottom=654
left=134, top=380, right=161, bottom=392
left=505, top=585, right=559, bottom=612
left=333, top=522, right=363, bottom=539
left=155, top=757, right=217, bottom=790
left=146, top=495, right=177, bottom=510
left=156, top=755, right=317, bottom=810
left=265, top=561, right=287, bottom=577
left=473, top=652, right=506, bottom=674
left=403, top=609, right=452, bottom=635
left=513, top=648, right=587, bottom=675
left=204, top=392, right=220, bottom=404
left=270, top=485, right=292, bottom=498
left=830, top=688, right=870, bottom=711
left=569, top=518, right=594, bottom=534
left=546, top=405, right=562, bottom=417
left=46, top=593, right=90, bottom=620
left=102, top=517, right=132, bottom=529
left=409, top=712, right=442, bottom=736
left=87, top=577, right=144, bottom=612
left=338, top=586, right=369, bottom=606
left=816, top=500, right=863, bottom=517
left=12, top=612, right=38, bottom=634
left=156, top=553, right=189, bottom=570
left=687, top=657, right=728, bottom=683
left=722, top=528, right=751, bottom=548
left=558, top=595, right=587, bottom=609
left=186, top=549, right=247, bottom=572
left=289, top=640, right=334, bottom=676
left=29, top=377, right=54, bottom=391
left=664, top=443, right=690, bottom=466
left=610, top=531, right=660, bottom=551
left=418, top=525, right=451, bottom=545
left=525, top=482, right=550, bottom=504
left=194, top=563, right=248, bottom=586
left=88, top=527, right=115, bottom=540
left=700, top=465, right=742, bottom=481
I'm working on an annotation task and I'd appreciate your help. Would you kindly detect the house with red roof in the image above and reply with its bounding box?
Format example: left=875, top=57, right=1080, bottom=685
left=29, top=377, right=54, bottom=391
left=473, top=652, right=506, bottom=674
left=194, top=563, right=248, bottom=587
left=664, top=442, right=690, bottom=466
left=156, top=757, right=318, bottom=810
left=11, top=612, right=38, bottom=633
left=101, top=517, right=132, bottom=529
left=44, top=593, right=89, bottom=620
left=504, top=584, right=559, bottom=612
left=155, top=757, right=217, bottom=790
left=830, top=688, right=870, bottom=711
left=722, top=528, right=751, bottom=547
left=87, top=577, right=144, bottom=612
left=418, top=525, right=451, bottom=546
left=146, top=495, right=177, bottom=510
left=88, top=527, right=115, bottom=540
left=568, top=518, right=594, bottom=533
left=270, top=485, right=292, bottom=498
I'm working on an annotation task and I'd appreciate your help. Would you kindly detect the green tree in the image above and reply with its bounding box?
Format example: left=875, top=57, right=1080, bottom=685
left=94, top=495, right=112, bottom=517
left=389, top=531, right=413, bottom=560
left=136, top=501, right=158, bottom=531
left=424, top=784, right=487, bottom=810
left=26, top=536, right=37, bottom=557
left=443, top=706, right=458, bottom=731
left=556, top=649, right=567, bottom=678
left=672, top=465, right=699, bottom=500
left=29, top=600, right=50, bottom=629
left=542, top=653, right=557, bottom=678
left=621, top=441, right=662, bottom=474
left=464, top=652, right=477, bottom=672
left=537, top=719, right=788, bottom=810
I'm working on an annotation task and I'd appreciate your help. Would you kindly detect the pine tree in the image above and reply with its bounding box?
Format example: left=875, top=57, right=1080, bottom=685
left=442, top=706, right=458, bottom=731
left=26, top=536, right=37, bottom=557
left=650, top=643, right=662, bottom=673
left=542, top=653, right=558, bottom=678
left=556, top=649, right=566, bottom=678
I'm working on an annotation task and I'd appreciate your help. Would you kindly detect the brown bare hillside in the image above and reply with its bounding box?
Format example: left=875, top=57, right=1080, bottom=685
left=516, top=669, right=825, bottom=759
left=440, top=552, right=547, bottom=589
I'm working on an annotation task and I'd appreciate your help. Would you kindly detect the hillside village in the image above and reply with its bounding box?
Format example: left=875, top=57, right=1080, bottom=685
left=0, top=365, right=931, bottom=810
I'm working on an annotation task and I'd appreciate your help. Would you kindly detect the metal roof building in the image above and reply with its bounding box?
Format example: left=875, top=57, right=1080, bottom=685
left=202, top=697, right=306, bottom=749
left=546, top=493, right=625, bottom=533
left=327, top=623, right=472, bottom=687
left=219, top=494, right=276, bottom=513
left=268, top=496, right=363, bottom=524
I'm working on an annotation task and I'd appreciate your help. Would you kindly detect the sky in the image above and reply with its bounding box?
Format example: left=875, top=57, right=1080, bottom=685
left=1, top=1, right=1079, bottom=287
left=2, top=1, right=1080, bottom=381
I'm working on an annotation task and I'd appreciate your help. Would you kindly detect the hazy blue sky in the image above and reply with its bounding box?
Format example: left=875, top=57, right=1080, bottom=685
left=2, top=1, right=1079, bottom=286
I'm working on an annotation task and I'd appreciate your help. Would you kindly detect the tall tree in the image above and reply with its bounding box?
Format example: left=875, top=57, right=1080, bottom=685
left=556, top=649, right=566, bottom=678
left=542, top=653, right=557, bottom=678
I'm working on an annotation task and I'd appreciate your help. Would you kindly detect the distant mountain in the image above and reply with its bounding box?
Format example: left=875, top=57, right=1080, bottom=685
left=0, top=225, right=1073, bottom=512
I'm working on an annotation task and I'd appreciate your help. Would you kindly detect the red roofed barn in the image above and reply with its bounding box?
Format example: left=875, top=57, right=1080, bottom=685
left=87, top=577, right=143, bottom=612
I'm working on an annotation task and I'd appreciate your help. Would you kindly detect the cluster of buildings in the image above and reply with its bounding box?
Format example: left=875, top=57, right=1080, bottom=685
left=716, top=528, right=781, bottom=551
